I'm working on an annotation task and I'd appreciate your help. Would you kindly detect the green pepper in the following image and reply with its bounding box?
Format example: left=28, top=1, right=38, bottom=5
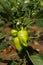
left=11, top=29, right=18, bottom=36
left=18, top=29, right=28, bottom=47
left=14, top=37, right=22, bottom=52
left=40, top=1, right=43, bottom=7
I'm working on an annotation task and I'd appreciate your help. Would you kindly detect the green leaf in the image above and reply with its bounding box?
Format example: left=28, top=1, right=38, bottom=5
left=23, top=17, right=34, bottom=26
left=8, top=60, right=21, bottom=65
left=9, top=61, right=16, bottom=65
left=29, top=53, right=43, bottom=65
left=0, top=43, right=9, bottom=51
left=0, top=33, right=6, bottom=40
left=35, top=19, right=43, bottom=28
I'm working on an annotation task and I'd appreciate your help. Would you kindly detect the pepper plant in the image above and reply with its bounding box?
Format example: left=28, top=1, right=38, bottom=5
left=0, top=0, right=43, bottom=65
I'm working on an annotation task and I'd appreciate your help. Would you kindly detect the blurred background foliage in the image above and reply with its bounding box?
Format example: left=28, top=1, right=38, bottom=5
left=0, top=0, right=43, bottom=29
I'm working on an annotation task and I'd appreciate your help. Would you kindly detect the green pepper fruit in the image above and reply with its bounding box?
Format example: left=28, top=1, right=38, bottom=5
left=14, top=37, right=22, bottom=52
left=18, top=29, right=28, bottom=47
left=11, top=29, right=18, bottom=36
left=40, top=1, right=43, bottom=7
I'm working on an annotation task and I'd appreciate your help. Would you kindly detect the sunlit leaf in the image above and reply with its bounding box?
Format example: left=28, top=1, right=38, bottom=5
left=30, top=53, right=43, bottom=65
